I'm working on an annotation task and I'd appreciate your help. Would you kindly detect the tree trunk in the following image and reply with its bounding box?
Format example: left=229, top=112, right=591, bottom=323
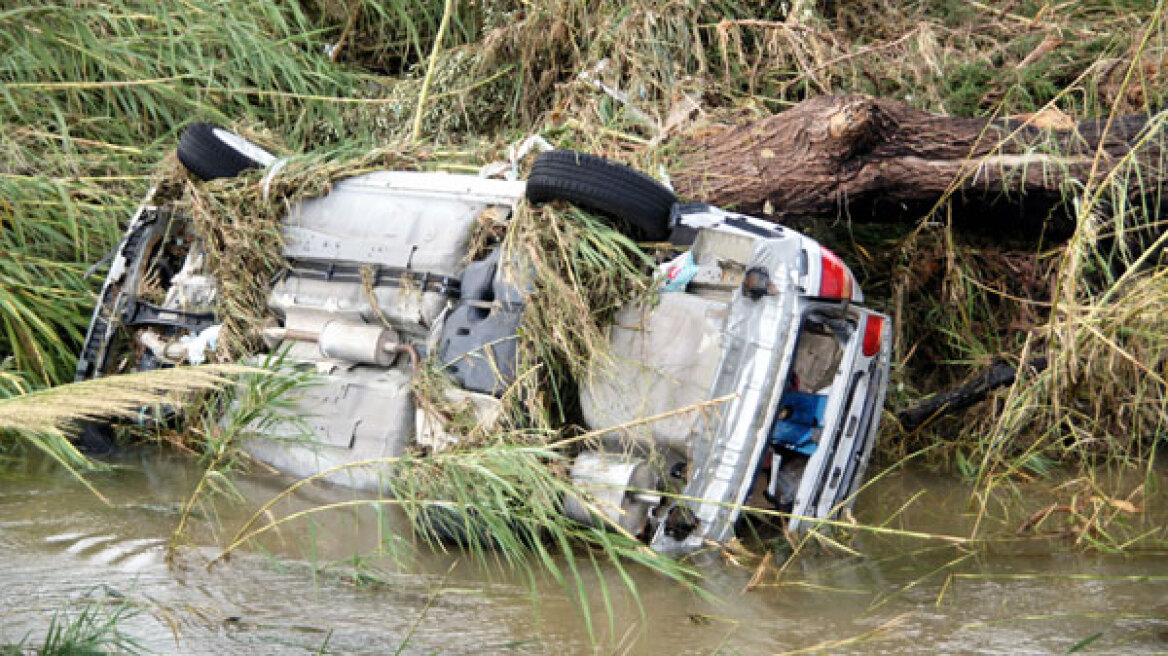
left=670, top=94, right=1159, bottom=236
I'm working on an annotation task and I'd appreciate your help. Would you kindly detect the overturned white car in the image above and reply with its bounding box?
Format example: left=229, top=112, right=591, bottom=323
left=77, top=125, right=891, bottom=556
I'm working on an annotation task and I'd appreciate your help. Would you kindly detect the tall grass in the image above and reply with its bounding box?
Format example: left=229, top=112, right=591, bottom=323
left=0, top=0, right=514, bottom=392
left=5, top=0, right=1163, bottom=395
left=0, top=252, right=93, bottom=391
left=0, top=365, right=245, bottom=498
left=881, top=4, right=1168, bottom=477
left=2, top=2, right=364, bottom=142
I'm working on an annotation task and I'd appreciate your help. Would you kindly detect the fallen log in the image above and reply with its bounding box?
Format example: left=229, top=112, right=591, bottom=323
left=897, top=357, right=1048, bottom=432
left=671, top=94, right=1161, bottom=236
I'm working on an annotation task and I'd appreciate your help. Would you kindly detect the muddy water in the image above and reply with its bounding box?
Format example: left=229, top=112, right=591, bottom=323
left=1, top=451, right=1166, bottom=655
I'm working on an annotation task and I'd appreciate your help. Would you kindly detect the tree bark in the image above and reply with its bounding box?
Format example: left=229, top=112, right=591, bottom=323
left=671, top=94, right=1160, bottom=236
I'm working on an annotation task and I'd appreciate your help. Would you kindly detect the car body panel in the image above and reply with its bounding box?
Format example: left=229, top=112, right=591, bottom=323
left=78, top=161, right=892, bottom=556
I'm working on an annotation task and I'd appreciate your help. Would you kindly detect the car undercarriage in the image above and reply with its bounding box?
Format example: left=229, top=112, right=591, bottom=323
left=77, top=125, right=891, bottom=556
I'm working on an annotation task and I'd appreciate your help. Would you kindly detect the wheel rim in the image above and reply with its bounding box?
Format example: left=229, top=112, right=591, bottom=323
left=212, top=128, right=277, bottom=167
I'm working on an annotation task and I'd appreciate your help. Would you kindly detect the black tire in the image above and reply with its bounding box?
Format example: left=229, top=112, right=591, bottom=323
left=415, top=506, right=496, bottom=548
left=177, top=123, right=274, bottom=181
left=526, top=150, right=677, bottom=240
left=75, top=420, right=116, bottom=456
left=414, top=505, right=542, bottom=550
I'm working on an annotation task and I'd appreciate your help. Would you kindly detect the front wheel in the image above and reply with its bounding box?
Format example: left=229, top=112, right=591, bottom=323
left=525, top=150, right=677, bottom=240
left=177, top=123, right=277, bottom=181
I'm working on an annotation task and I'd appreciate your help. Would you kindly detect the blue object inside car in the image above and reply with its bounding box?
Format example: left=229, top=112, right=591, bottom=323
left=769, top=391, right=828, bottom=456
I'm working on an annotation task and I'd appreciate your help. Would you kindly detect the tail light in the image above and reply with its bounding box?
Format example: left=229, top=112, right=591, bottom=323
left=818, top=247, right=854, bottom=300
left=862, top=314, right=885, bottom=357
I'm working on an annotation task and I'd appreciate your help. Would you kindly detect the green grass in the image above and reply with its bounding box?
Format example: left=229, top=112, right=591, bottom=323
left=1, top=596, right=144, bottom=656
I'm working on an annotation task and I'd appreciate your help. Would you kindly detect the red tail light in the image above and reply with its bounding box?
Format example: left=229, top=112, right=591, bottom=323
left=862, top=314, right=885, bottom=357
left=818, top=247, right=853, bottom=300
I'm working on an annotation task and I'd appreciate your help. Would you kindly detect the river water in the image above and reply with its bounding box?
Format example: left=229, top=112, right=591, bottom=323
left=1, top=450, right=1165, bottom=654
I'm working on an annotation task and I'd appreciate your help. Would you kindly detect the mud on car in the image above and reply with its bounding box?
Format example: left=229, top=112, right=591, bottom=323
left=77, top=124, right=892, bottom=556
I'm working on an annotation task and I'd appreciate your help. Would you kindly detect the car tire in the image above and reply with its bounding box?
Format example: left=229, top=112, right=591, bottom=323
left=177, top=123, right=277, bottom=181
left=525, top=150, right=676, bottom=240
left=415, top=505, right=542, bottom=550
left=415, top=506, right=492, bottom=547
left=75, top=420, right=115, bottom=456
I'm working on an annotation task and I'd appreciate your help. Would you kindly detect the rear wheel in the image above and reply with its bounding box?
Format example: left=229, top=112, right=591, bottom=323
left=414, top=505, right=540, bottom=550
left=525, top=150, right=676, bottom=240
left=177, top=123, right=276, bottom=181
left=75, top=420, right=115, bottom=456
